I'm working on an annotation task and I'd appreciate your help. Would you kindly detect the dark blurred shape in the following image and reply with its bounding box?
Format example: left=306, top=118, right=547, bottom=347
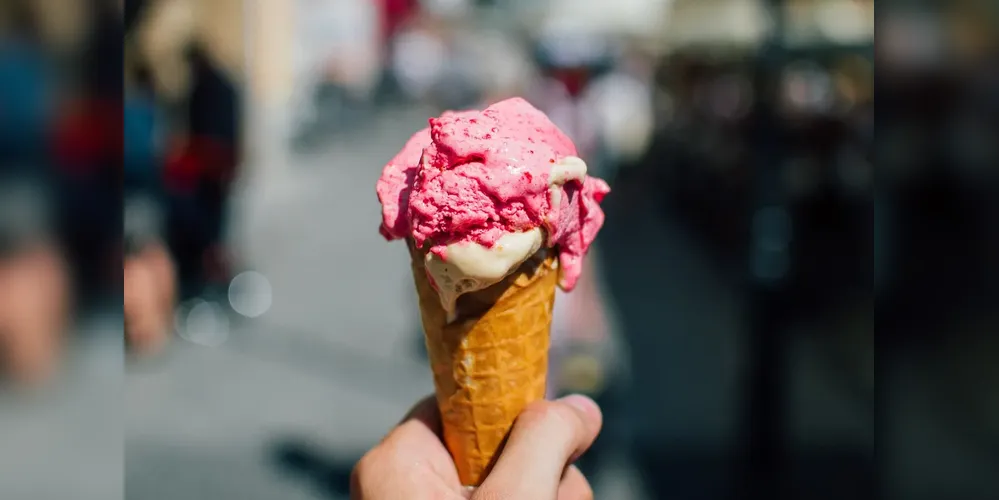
left=269, top=438, right=356, bottom=499
left=81, top=0, right=124, bottom=99
left=162, top=43, right=240, bottom=298
left=605, top=1, right=875, bottom=499
left=51, top=0, right=122, bottom=302
left=877, top=1, right=999, bottom=499
left=124, top=0, right=149, bottom=32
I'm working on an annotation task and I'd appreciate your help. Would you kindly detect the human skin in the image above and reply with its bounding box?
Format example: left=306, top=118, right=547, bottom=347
left=124, top=243, right=176, bottom=356
left=0, top=244, right=69, bottom=384
left=351, top=394, right=603, bottom=500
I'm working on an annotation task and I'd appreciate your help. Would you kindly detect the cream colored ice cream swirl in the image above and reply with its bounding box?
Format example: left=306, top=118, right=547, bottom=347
left=424, top=228, right=544, bottom=321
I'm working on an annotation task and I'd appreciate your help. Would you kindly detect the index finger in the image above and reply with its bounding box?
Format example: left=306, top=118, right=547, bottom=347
left=475, top=395, right=602, bottom=498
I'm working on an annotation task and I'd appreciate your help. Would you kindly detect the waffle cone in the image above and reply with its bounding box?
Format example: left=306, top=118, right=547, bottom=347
left=409, top=243, right=558, bottom=486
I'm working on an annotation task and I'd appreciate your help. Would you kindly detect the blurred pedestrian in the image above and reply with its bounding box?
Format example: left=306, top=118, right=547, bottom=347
left=123, top=1, right=177, bottom=355
left=0, top=2, right=71, bottom=386
left=135, top=0, right=243, bottom=296
left=49, top=0, right=123, bottom=300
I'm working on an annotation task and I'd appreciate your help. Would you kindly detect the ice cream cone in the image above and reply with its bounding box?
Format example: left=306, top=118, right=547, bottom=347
left=409, top=242, right=558, bottom=486
left=378, top=99, right=609, bottom=485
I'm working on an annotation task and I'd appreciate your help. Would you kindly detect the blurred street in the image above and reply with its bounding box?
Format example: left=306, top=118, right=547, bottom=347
left=124, top=102, right=872, bottom=500
left=126, top=104, right=437, bottom=500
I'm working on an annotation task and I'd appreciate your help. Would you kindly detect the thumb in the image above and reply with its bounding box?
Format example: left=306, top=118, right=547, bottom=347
left=475, top=395, right=602, bottom=499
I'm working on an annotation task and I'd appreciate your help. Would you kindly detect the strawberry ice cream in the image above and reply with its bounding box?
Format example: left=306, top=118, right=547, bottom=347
left=377, top=98, right=609, bottom=312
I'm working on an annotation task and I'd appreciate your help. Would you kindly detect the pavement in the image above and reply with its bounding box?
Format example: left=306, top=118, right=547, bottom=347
left=0, top=312, right=124, bottom=500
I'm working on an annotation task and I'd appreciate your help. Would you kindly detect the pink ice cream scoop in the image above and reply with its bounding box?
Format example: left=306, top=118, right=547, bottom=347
left=376, top=97, right=609, bottom=292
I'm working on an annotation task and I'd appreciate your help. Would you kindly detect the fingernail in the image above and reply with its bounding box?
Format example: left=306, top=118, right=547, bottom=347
left=557, top=394, right=599, bottom=416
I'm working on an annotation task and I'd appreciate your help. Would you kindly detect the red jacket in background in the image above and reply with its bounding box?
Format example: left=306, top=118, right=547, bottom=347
left=163, top=136, right=238, bottom=194
left=379, top=0, right=419, bottom=43
left=52, top=99, right=123, bottom=175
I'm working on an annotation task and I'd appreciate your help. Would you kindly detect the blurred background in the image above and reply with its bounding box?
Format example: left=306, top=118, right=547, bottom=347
left=0, top=0, right=124, bottom=498
left=0, top=0, right=995, bottom=499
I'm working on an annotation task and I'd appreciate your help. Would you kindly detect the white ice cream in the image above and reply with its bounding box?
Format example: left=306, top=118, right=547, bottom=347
left=547, top=156, right=588, bottom=212
left=425, top=228, right=544, bottom=320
